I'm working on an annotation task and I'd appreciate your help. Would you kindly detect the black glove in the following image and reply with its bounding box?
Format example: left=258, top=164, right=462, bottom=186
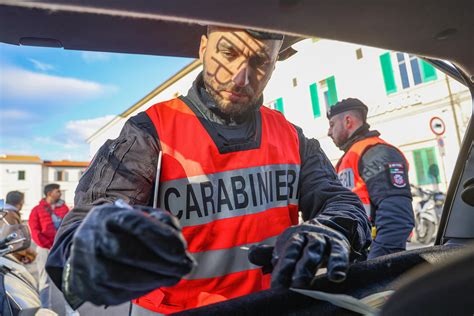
left=248, top=219, right=350, bottom=289
left=62, top=200, right=195, bottom=308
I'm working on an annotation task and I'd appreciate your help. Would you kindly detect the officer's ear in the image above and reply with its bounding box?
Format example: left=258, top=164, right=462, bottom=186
left=343, top=114, right=352, bottom=129
left=199, top=35, right=208, bottom=63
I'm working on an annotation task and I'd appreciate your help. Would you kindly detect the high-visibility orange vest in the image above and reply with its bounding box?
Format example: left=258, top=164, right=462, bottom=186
left=133, top=98, right=301, bottom=314
left=335, top=136, right=408, bottom=224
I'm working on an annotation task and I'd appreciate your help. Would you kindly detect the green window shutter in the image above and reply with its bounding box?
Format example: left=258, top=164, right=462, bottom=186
left=425, top=147, right=440, bottom=184
left=420, top=59, right=437, bottom=82
left=309, top=83, right=321, bottom=118
left=413, top=150, right=426, bottom=185
left=275, top=97, right=284, bottom=114
left=326, top=76, right=338, bottom=106
left=413, top=147, right=440, bottom=185
left=379, top=52, right=397, bottom=94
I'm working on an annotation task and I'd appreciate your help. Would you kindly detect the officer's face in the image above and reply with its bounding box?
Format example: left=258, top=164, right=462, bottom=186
left=199, top=27, right=282, bottom=119
left=328, top=114, right=350, bottom=147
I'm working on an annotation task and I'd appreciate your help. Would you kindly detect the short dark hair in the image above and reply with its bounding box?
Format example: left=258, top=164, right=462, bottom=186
left=6, top=191, right=24, bottom=206
left=44, top=183, right=60, bottom=196
left=346, top=109, right=366, bottom=123
left=327, top=98, right=368, bottom=121
left=207, top=26, right=284, bottom=40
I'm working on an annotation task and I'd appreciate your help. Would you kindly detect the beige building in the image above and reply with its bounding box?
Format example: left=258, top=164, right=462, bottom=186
left=42, top=160, right=89, bottom=207
left=0, top=155, right=43, bottom=217
left=0, top=155, right=88, bottom=219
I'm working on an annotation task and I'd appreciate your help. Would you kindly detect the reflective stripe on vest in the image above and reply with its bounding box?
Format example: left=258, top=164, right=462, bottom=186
left=134, top=98, right=301, bottom=313
left=362, top=203, right=371, bottom=218
left=184, top=235, right=279, bottom=280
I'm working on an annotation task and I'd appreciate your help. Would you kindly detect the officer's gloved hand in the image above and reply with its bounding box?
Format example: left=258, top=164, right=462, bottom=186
left=248, top=219, right=350, bottom=289
left=62, top=200, right=195, bottom=308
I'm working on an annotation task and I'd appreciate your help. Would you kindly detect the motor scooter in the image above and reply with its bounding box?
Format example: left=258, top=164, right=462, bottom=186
left=0, top=199, right=42, bottom=316
left=411, top=185, right=445, bottom=244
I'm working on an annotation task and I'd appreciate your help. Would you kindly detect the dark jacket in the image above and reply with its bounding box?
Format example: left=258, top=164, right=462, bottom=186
left=2, top=204, right=38, bottom=264
left=341, top=124, right=415, bottom=259
left=46, top=73, right=371, bottom=289
left=3, top=203, right=21, bottom=226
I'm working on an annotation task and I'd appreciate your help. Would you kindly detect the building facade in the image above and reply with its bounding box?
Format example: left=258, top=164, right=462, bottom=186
left=42, top=160, right=89, bottom=207
left=0, top=155, right=88, bottom=219
left=87, top=39, right=472, bottom=193
left=0, top=155, right=43, bottom=217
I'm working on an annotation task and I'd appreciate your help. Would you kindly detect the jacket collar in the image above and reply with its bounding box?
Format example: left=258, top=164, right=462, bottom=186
left=339, top=123, right=381, bottom=152
left=39, top=198, right=52, bottom=208
left=3, top=203, right=18, bottom=212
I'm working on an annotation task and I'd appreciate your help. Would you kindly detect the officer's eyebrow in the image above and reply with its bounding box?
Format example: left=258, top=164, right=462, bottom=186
left=216, top=41, right=232, bottom=51
left=216, top=34, right=272, bottom=64
left=255, top=50, right=271, bottom=61
left=253, top=46, right=272, bottom=61
left=216, top=37, right=242, bottom=54
left=232, top=31, right=272, bottom=60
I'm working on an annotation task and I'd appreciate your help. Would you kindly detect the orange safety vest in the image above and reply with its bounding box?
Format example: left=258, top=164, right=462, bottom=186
left=335, top=136, right=408, bottom=223
left=133, top=98, right=301, bottom=314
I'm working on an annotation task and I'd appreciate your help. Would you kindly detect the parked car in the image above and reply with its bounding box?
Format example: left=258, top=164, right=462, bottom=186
left=0, top=1, right=473, bottom=315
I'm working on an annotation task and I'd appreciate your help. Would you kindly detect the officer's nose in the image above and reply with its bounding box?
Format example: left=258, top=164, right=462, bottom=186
left=232, top=62, right=250, bottom=87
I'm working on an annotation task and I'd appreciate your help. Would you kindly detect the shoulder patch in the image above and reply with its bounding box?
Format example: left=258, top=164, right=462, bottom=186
left=387, top=162, right=407, bottom=188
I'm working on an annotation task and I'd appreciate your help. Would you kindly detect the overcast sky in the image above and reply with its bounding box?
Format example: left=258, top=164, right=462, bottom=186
left=0, top=43, right=192, bottom=161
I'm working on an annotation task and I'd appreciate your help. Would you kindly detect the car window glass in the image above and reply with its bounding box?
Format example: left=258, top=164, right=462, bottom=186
left=0, top=38, right=471, bottom=251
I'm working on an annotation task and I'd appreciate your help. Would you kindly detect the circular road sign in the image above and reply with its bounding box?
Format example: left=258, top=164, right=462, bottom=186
left=430, top=117, right=446, bottom=136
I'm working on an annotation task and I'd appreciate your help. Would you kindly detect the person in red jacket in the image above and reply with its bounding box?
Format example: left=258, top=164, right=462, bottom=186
left=29, top=183, right=69, bottom=310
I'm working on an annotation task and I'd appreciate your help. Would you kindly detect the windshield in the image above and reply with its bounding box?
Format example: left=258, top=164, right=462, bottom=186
left=0, top=38, right=472, bottom=251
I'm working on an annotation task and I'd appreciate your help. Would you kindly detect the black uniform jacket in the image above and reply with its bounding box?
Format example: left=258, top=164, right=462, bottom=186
left=340, top=125, right=415, bottom=259
left=46, top=73, right=371, bottom=289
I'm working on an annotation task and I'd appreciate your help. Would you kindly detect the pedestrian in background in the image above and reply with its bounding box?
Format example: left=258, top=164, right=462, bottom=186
left=3, top=190, right=37, bottom=264
left=327, top=98, right=415, bottom=258
left=29, top=183, right=69, bottom=310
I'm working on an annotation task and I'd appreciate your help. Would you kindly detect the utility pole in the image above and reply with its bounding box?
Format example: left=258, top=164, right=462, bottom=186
left=445, top=74, right=462, bottom=147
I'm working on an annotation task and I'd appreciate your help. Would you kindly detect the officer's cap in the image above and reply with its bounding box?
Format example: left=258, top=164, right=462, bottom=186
left=327, top=98, right=369, bottom=120
left=245, top=29, right=284, bottom=41
left=207, top=25, right=284, bottom=40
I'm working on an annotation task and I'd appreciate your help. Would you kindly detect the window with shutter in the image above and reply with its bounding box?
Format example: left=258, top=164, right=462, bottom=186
left=379, top=52, right=397, bottom=94
left=413, top=147, right=441, bottom=185
left=309, top=83, right=321, bottom=118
